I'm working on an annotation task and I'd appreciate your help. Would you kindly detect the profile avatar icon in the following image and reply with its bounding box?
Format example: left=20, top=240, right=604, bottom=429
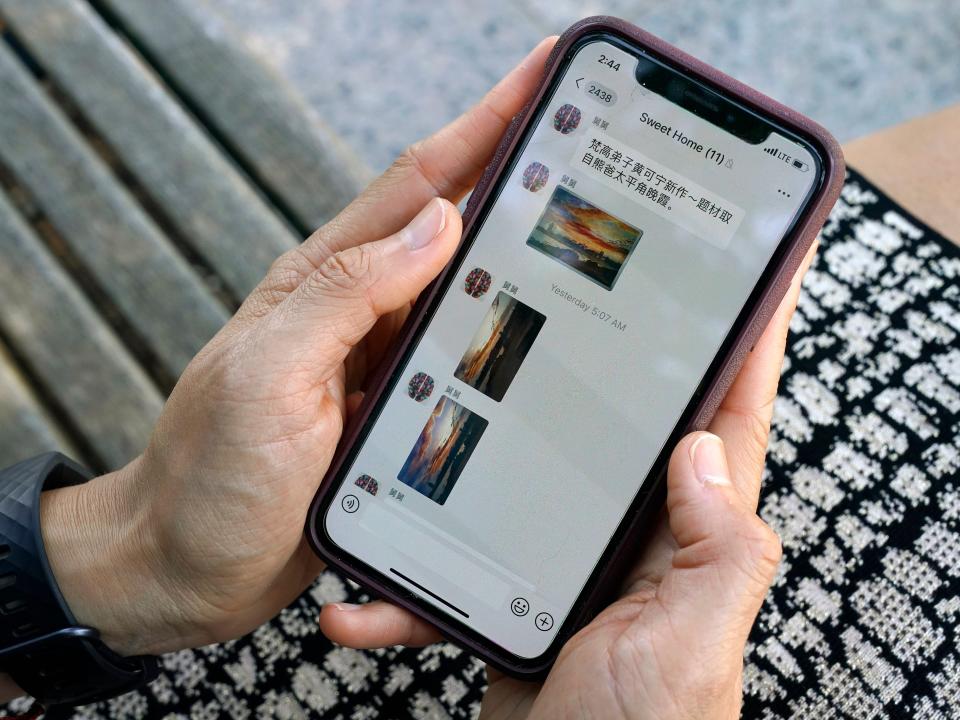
left=553, top=103, right=582, bottom=134
left=354, top=474, right=378, bottom=496
left=522, top=161, right=549, bottom=192
left=407, top=372, right=435, bottom=402
left=464, top=267, right=492, bottom=298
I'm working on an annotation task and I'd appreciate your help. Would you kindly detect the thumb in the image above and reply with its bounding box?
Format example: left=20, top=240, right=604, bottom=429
left=659, top=432, right=782, bottom=638
left=267, top=198, right=461, bottom=382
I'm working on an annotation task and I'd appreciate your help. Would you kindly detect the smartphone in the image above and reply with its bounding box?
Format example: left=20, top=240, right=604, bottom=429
left=307, top=17, right=843, bottom=677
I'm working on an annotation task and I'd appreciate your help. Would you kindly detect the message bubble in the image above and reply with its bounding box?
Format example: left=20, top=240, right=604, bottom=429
left=574, top=133, right=745, bottom=249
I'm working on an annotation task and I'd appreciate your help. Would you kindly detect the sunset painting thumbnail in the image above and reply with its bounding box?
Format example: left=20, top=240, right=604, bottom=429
left=454, top=291, right=546, bottom=401
left=397, top=396, right=488, bottom=505
left=526, top=186, right=642, bottom=289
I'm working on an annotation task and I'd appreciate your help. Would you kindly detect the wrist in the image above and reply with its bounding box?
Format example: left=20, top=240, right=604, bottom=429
left=39, top=458, right=189, bottom=656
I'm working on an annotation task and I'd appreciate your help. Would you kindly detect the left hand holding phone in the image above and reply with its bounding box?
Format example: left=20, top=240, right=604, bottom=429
left=41, top=192, right=460, bottom=656
left=37, top=35, right=560, bottom=664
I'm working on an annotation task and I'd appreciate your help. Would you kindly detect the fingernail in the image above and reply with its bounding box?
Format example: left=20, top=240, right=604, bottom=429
left=330, top=602, right=362, bottom=612
left=689, top=433, right=731, bottom=487
left=403, top=198, right=446, bottom=250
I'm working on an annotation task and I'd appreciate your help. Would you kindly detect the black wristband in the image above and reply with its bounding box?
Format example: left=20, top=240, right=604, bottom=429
left=0, top=453, right=158, bottom=708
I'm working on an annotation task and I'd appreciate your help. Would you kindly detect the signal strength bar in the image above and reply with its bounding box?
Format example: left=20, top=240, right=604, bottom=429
left=763, top=146, right=778, bottom=156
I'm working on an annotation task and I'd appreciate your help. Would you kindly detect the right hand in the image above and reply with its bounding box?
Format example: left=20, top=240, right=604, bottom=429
left=324, top=242, right=816, bottom=719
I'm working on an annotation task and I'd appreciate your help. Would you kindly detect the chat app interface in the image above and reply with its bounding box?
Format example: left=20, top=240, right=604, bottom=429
left=325, top=39, right=818, bottom=659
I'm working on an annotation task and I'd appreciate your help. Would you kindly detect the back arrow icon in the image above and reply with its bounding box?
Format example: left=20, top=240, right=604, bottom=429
left=576, top=77, right=584, bottom=88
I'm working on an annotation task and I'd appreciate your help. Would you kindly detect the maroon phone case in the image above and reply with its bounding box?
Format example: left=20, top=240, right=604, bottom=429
left=306, top=16, right=845, bottom=679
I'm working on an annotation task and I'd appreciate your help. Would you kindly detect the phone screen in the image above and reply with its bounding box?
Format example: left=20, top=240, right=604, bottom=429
left=321, top=36, right=822, bottom=660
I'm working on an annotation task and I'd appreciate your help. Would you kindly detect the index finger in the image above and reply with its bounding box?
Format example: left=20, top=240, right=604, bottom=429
left=318, top=600, right=443, bottom=649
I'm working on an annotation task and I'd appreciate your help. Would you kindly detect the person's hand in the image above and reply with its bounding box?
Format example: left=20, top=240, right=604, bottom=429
left=37, top=37, right=559, bottom=658
left=483, top=244, right=815, bottom=720
left=321, top=242, right=817, bottom=718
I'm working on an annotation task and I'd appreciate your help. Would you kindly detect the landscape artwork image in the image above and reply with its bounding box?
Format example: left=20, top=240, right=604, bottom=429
left=397, top=396, right=488, bottom=505
left=454, top=292, right=546, bottom=402
left=526, top=185, right=642, bottom=289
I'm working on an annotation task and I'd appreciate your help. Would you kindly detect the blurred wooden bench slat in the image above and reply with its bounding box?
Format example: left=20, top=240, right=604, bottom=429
left=0, top=341, right=80, bottom=467
left=0, top=0, right=298, bottom=301
left=0, top=41, right=230, bottom=382
left=0, top=190, right=164, bottom=469
left=96, top=0, right=370, bottom=234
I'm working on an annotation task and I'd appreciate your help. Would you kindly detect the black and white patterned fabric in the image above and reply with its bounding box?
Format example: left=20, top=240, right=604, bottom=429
left=17, top=169, right=960, bottom=718
left=742, top=169, right=960, bottom=719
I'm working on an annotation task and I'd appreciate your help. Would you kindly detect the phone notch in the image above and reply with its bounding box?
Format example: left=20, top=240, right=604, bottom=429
left=634, top=54, right=771, bottom=145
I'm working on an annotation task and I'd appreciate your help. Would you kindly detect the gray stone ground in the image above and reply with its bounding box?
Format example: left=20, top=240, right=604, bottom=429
left=201, top=0, right=960, bottom=174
